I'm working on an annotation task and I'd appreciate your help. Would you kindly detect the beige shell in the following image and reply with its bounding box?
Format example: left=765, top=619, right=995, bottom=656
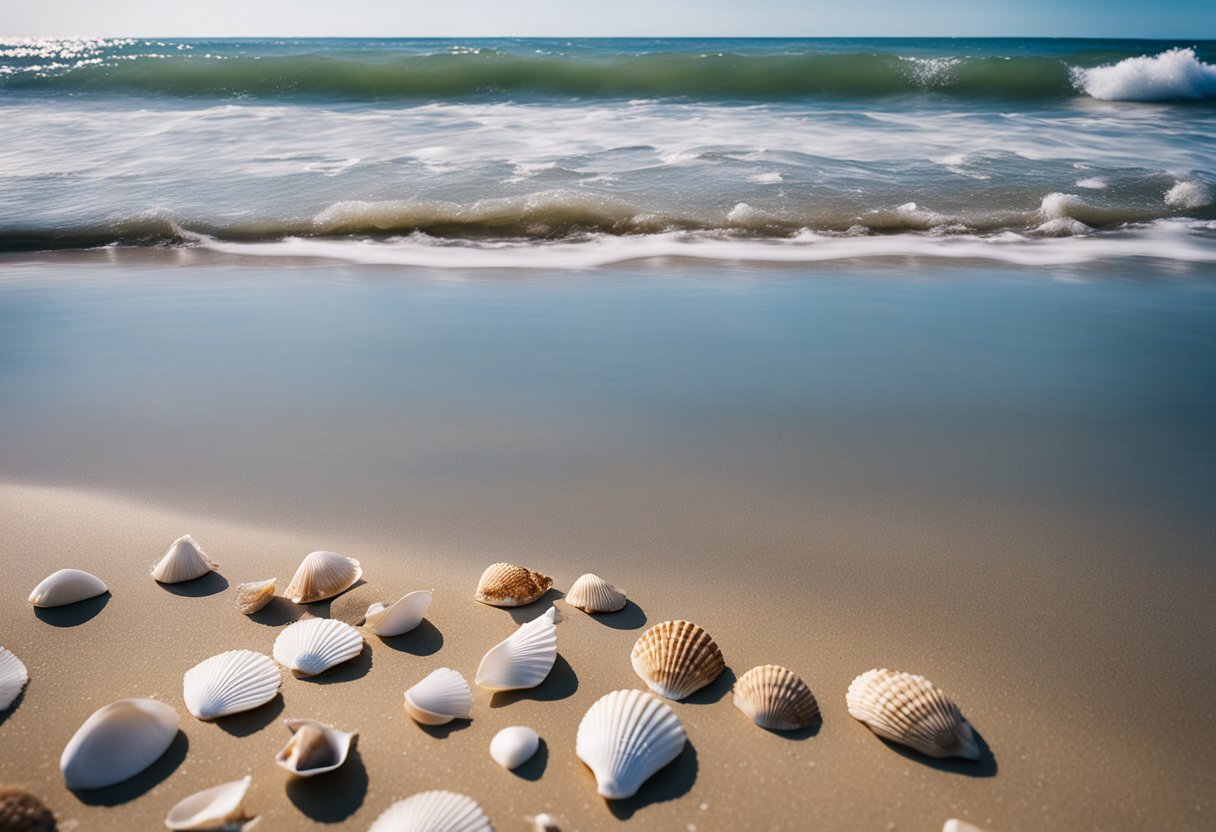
left=404, top=668, right=473, bottom=726
left=0, top=786, right=56, bottom=831
left=474, top=562, right=552, bottom=607
left=164, top=775, right=254, bottom=830
left=846, top=668, right=980, bottom=760
left=275, top=719, right=357, bottom=777
left=565, top=573, right=626, bottom=613
left=630, top=620, right=725, bottom=700
left=283, top=551, right=362, bottom=604
left=732, top=664, right=820, bottom=731
left=235, top=578, right=276, bottom=615
left=151, top=535, right=218, bottom=584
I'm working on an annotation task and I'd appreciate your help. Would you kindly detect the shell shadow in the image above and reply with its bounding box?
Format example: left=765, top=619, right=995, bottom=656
left=413, top=718, right=471, bottom=739
left=586, top=599, right=647, bottom=630
left=680, top=667, right=736, bottom=706
left=285, top=748, right=368, bottom=822
left=378, top=619, right=444, bottom=656
left=70, top=731, right=188, bottom=806
left=511, top=738, right=548, bottom=781
left=159, top=572, right=229, bottom=598
left=34, top=592, right=109, bottom=627
left=490, top=654, right=578, bottom=708
left=605, top=737, right=698, bottom=820
left=249, top=596, right=306, bottom=627
left=764, top=718, right=822, bottom=740
left=0, top=689, right=25, bottom=725
left=215, top=693, right=284, bottom=737
left=507, top=589, right=566, bottom=625
left=882, top=727, right=997, bottom=777
left=297, top=644, right=372, bottom=685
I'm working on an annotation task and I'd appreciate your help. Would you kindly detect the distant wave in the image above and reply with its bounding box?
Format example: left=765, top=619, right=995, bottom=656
left=1073, top=48, right=1216, bottom=102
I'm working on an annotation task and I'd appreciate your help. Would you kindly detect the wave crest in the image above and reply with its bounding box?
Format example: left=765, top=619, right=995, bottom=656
left=1073, top=48, right=1216, bottom=102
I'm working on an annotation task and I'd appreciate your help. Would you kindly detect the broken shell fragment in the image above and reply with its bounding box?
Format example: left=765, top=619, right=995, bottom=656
left=164, top=775, right=255, bottom=830
left=368, top=790, right=492, bottom=832
left=475, top=607, right=558, bottom=692
left=235, top=578, right=276, bottom=615
left=283, top=551, right=362, bottom=604
left=565, top=573, right=626, bottom=613
left=576, top=688, right=686, bottom=800
left=489, top=726, right=540, bottom=770
left=733, top=664, right=820, bottom=731
left=183, top=650, right=281, bottom=721
left=60, top=698, right=180, bottom=790
left=846, top=668, right=981, bottom=760
left=364, top=590, right=432, bottom=637
left=28, top=568, right=108, bottom=608
left=272, top=618, right=363, bottom=678
left=151, top=535, right=218, bottom=584
left=403, top=668, right=473, bottom=726
left=474, top=562, right=552, bottom=607
left=943, top=821, right=988, bottom=832
left=0, top=647, right=29, bottom=711
left=630, top=620, right=725, bottom=701
left=275, top=719, right=357, bottom=778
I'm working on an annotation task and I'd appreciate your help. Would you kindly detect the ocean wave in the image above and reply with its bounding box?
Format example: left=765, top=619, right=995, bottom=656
left=1073, top=48, right=1216, bottom=102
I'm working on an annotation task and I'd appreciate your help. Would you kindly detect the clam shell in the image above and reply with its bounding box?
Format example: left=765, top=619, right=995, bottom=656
left=475, top=607, right=558, bottom=692
left=489, top=725, right=540, bottom=770
left=272, top=618, right=363, bottom=677
left=151, top=535, right=218, bottom=583
left=165, top=775, right=254, bottom=830
left=403, top=668, right=473, bottom=726
left=274, top=718, right=357, bottom=778
left=365, top=590, right=432, bottom=637
left=60, top=698, right=180, bottom=790
left=576, top=688, right=686, bottom=800
left=732, top=664, right=820, bottom=731
left=943, top=821, right=987, bottom=832
left=846, top=668, right=980, bottom=760
left=0, top=786, right=56, bottom=831
left=630, top=620, right=725, bottom=701
left=0, top=647, right=29, bottom=711
left=565, top=573, right=626, bottom=613
left=367, top=790, right=492, bottom=832
left=235, top=578, right=276, bottom=615
left=283, top=551, right=362, bottom=604
left=474, top=562, right=552, bottom=607
left=183, top=650, right=281, bottom=721
left=28, top=568, right=107, bottom=608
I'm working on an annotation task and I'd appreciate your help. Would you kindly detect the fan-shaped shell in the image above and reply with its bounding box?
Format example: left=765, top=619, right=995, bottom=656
left=365, top=590, right=432, bottom=637
left=60, top=698, right=180, bottom=790
left=28, top=568, right=107, bottom=608
left=273, top=618, right=363, bottom=677
left=0, top=647, right=29, bottom=711
left=235, top=578, right=276, bottom=615
left=275, top=718, right=357, bottom=777
left=566, top=573, right=626, bottom=613
left=165, top=775, right=254, bottom=830
left=476, top=607, right=557, bottom=691
left=183, top=650, right=281, bottom=720
left=576, top=688, right=687, bottom=800
left=368, top=790, right=492, bottom=832
left=630, top=620, right=725, bottom=701
left=474, top=562, right=552, bottom=607
left=403, top=668, right=473, bottom=726
left=0, top=786, right=56, bottom=832
left=733, top=664, right=820, bottom=731
left=283, top=551, right=362, bottom=604
left=846, top=668, right=980, bottom=760
left=489, top=725, right=540, bottom=770
left=151, top=535, right=218, bottom=583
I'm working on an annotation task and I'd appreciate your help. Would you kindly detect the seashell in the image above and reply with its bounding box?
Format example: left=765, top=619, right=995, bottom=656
left=630, top=620, right=725, bottom=701
left=368, top=790, right=492, bottom=832
left=0, top=786, right=56, bottom=832
left=576, top=688, right=686, bottom=800
left=364, top=590, right=432, bottom=637
left=283, top=550, right=361, bottom=604
left=403, top=668, right=473, bottom=726
left=846, top=668, right=980, bottom=760
left=489, top=725, right=540, bottom=770
left=152, top=535, right=218, bottom=583
left=60, top=698, right=180, bottom=790
left=0, top=647, right=29, bottom=711
left=475, top=607, right=557, bottom=691
left=565, top=573, right=626, bottom=613
left=274, top=718, right=357, bottom=778
left=943, top=821, right=987, bottom=832
left=235, top=578, right=276, bottom=615
left=183, top=650, right=281, bottom=720
left=272, top=618, right=363, bottom=677
left=732, top=664, right=820, bottom=731
left=28, top=568, right=107, bottom=608
left=474, top=562, right=552, bottom=607
left=530, top=814, right=561, bottom=832
left=165, top=775, right=254, bottom=830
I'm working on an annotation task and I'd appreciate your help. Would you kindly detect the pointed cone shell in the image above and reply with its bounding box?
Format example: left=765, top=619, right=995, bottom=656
left=165, top=775, right=254, bottom=830
left=151, top=535, right=218, bottom=583
left=732, top=664, right=820, bottom=731
left=566, top=573, right=626, bottom=613
left=846, top=668, right=980, bottom=760
left=28, top=568, right=107, bottom=608
left=404, top=668, right=473, bottom=726
left=0, top=786, right=56, bottom=832
left=235, top=578, right=276, bottom=615
left=476, top=607, right=558, bottom=691
left=576, top=688, right=686, bottom=800
left=368, top=790, right=492, bottom=832
left=0, top=647, right=29, bottom=711
left=275, top=718, right=357, bottom=778
left=283, top=551, right=361, bottom=604
left=489, top=725, right=540, bottom=770
left=365, top=590, right=432, bottom=637
left=474, top=562, right=552, bottom=607
left=60, top=698, right=180, bottom=790
left=630, top=620, right=725, bottom=701
left=272, top=618, right=363, bottom=677
left=183, top=650, right=281, bottom=721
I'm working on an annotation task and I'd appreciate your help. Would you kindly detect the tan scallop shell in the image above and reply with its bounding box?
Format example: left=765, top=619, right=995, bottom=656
left=630, top=620, right=725, bottom=700
left=565, top=573, right=627, bottom=613
left=474, top=562, right=552, bottom=607
left=283, top=551, right=362, bottom=604
left=235, top=578, right=276, bottom=615
left=732, top=664, right=820, bottom=731
left=846, top=668, right=980, bottom=760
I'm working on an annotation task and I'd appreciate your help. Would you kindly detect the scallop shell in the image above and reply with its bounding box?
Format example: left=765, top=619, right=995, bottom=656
left=403, top=668, right=473, bottom=726
left=365, top=590, right=432, bottom=637
left=943, top=821, right=987, bottom=832
left=489, top=726, right=540, bottom=770
left=60, top=698, right=180, bottom=790
left=565, top=573, right=626, bottom=613
left=630, top=620, right=725, bottom=701
left=151, top=535, right=218, bottom=583
left=846, top=668, right=980, bottom=760
left=0, top=786, right=56, bottom=832
left=28, top=568, right=107, bottom=608
left=732, top=664, right=820, bottom=731
left=183, top=650, right=281, bottom=720
left=165, top=775, right=254, bottom=830
left=0, top=647, right=29, bottom=711
left=275, top=718, right=357, bottom=778
left=576, top=688, right=687, bottom=800
left=475, top=607, right=557, bottom=692
left=283, top=551, right=362, bottom=604
left=235, top=578, right=276, bottom=615
left=367, top=790, right=492, bottom=832
left=474, top=562, right=552, bottom=607
left=272, top=618, right=363, bottom=677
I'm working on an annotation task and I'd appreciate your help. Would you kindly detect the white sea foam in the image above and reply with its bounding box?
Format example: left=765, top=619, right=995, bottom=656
left=750, top=171, right=783, bottom=184
left=1165, top=179, right=1213, bottom=209
left=1074, top=48, right=1216, bottom=102
left=1076, top=177, right=1108, bottom=190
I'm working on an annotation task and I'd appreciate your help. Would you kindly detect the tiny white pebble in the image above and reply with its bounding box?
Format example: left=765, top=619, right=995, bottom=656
left=699, top=803, right=709, bottom=811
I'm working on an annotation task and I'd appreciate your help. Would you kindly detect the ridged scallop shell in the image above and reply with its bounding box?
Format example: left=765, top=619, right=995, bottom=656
left=273, top=618, right=363, bottom=677
left=28, top=568, right=107, bottom=608
left=576, top=688, right=687, bottom=800
left=566, top=573, right=626, bottom=613
left=474, top=562, right=552, bottom=607
left=283, top=551, right=362, bottom=604
left=235, top=578, right=276, bottom=615
left=846, top=668, right=980, bottom=760
left=183, top=650, right=281, bottom=720
left=0, top=647, right=29, bottom=711
left=0, top=786, right=56, bottom=831
left=368, top=790, right=492, bottom=832
left=630, top=620, right=725, bottom=701
left=489, top=726, right=540, bottom=770
left=165, top=775, right=254, bottom=830
left=476, top=607, right=557, bottom=691
left=275, top=718, right=357, bottom=777
left=733, top=664, right=820, bottom=731
left=403, top=668, right=473, bottom=726
left=60, top=698, right=180, bottom=790
left=151, top=535, right=218, bottom=583
left=365, top=590, right=432, bottom=637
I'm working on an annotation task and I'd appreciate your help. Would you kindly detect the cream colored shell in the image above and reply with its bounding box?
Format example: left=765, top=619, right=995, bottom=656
left=364, top=590, right=432, bottom=637
left=183, top=650, right=281, bottom=721
left=565, top=573, right=626, bottom=613
left=404, top=668, right=473, bottom=726
left=368, top=790, right=492, bottom=832
left=275, top=719, right=357, bottom=777
left=576, top=688, right=686, bottom=800
left=272, top=618, right=363, bottom=677
left=630, top=620, right=725, bottom=700
left=283, top=551, right=362, bottom=604
left=60, top=698, right=180, bottom=790
left=732, top=664, right=820, bottom=731
left=235, top=578, right=276, bottom=614
left=151, top=535, right=218, bottom=583
left=164, top=775, right=254, bottom=830
left=28, top=568, right=108, bottom=608
left=0, top=647, right=29, bottom=712
left=474, top=562, right=552, bottom=607
left=846, top=668, right=980, bottom=760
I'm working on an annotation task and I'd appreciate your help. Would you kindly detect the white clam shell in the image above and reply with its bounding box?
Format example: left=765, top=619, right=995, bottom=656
left=630, top=620, right=725, bottom=701
left=565, top=573, right=626, bottom=613
left=165, top=775, right=254, bottom=830
left=474, top=562, right=552, bottom=607
left=28, top=568, right=108, bottom=608
left=283, top=551, right=362, bottom=604
left=732, top=664, right=820, bottom=731
left=368, top=790, right=492, bottom=832
left=183, top=650, right=281, bottom=721
left=403, top=668, right=473, bottom=726
left=576, top=688, right=687, bottom=800
left=235, top=578, right=276, bottom=615
left=489, top=725, right=540, bottom=770
left=60, top=698, right=180, bottom=790
left=152, top=535, right=218, bottom=583
left=475, top=607, right=557, bottom=691
left=846, top=668, right=981, bottom=760
left=274, top=718, right=357, bottom=778
left=365, top=590, right=432, bottom=637
left=273, top=618, right=363, bottom=677
left=0, top=646, right=29, bottom=711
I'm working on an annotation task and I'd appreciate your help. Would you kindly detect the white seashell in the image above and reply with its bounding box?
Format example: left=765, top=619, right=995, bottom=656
left=630, top=620, right=725, bottom=701
left=733, top=664, right=820, bottom=731
left=368, top=790, right=492, bottom=832
left=274, top=718, right=357, bottom=778
left=576, top=688, right=686, bottom=800
left=151, top=535, right=218, bottom=583
left=489, top=725, right=540, bottom=770
left=28, top=568, right=108, bottom=608
left=474, top=562, right=552, bottom=607
left=283, top=551, right=361, bottom=604
left=272, top=618, right=363, bottom=677
left=403, top=668, right=473, bottom=726
left=235, top=578, right=276, bottom=615
left=943, top=821, right=987, bottom=832
left=60, top=698, right=180, bottom=790
left=364, top=590, right=432, bottom=637
left=846, top=668, right=980, bottom=760
left=475, top=607, right=557, bottom=692
left=0, top=647, right=29, bottom=711
left=530, top=814, right=561, bottom=832
left=565, top=573, right=626, bottom=613
left=165, top=775, right=254, bottom=830
left=183, top=650, right=281, bottom=721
